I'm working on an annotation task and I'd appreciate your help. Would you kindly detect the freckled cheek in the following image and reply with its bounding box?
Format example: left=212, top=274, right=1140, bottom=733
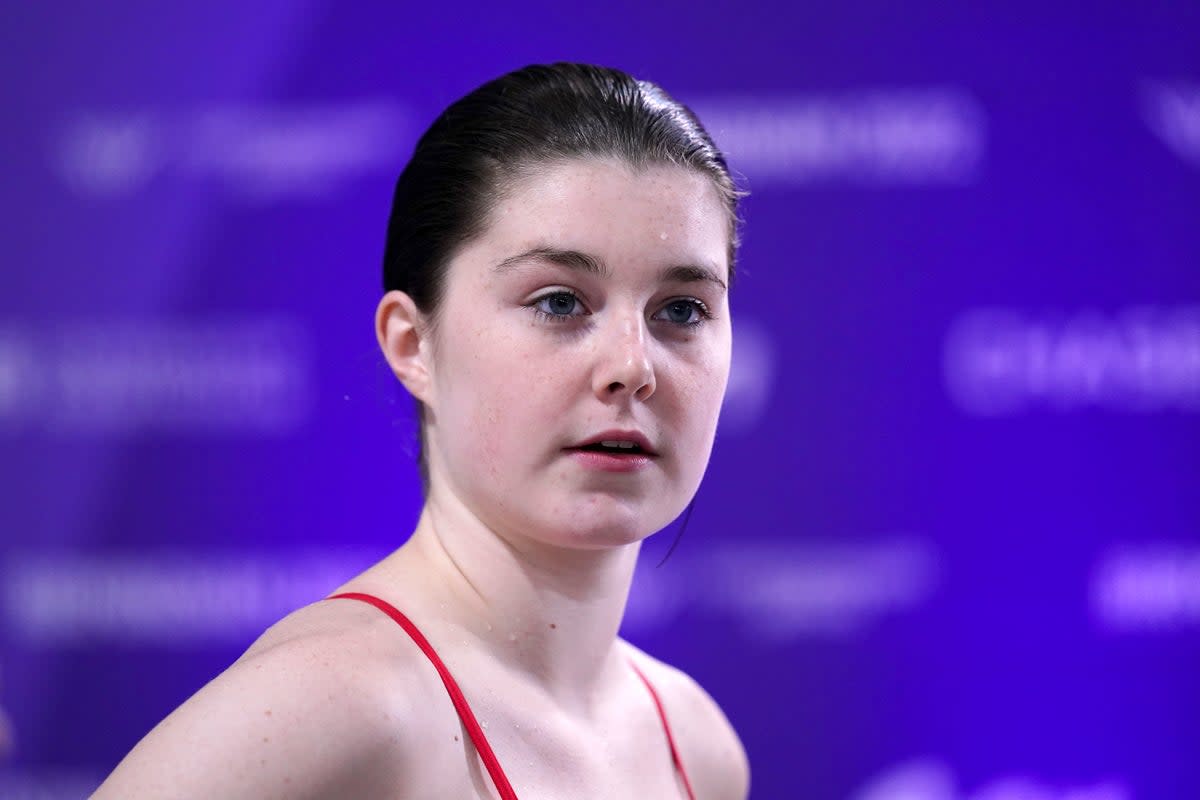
left=666, top=358, right=728, bottom=448
left=672, top=349, right=728, bottom=403
left=467, top=402, right=502, bottom=478
left=459, top=339, right=547, bottom=475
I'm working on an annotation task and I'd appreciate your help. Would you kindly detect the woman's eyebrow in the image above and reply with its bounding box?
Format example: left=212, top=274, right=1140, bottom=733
left=661, top=264, right=727, bottom=292
left=494, top=246, right=727, bottom=292
left=495, top=247, right=609, bottom=278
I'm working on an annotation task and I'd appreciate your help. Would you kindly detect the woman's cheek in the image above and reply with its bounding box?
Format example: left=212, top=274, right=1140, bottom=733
left=466, top=397, right=504, bottom=482
left=473, top=360, right=535, bottom=476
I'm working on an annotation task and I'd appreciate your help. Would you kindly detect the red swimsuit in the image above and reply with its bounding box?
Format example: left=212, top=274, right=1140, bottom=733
left=327, top=591, right=697, bottom=799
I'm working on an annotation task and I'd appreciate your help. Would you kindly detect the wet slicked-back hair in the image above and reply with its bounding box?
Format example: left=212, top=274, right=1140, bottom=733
left=382, top=62, right=742, bottom=494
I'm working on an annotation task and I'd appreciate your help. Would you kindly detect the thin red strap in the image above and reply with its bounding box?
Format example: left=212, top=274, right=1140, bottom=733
left=326, top=592, right=520, bottom=800
left=628, top=659, right=698, bottom=800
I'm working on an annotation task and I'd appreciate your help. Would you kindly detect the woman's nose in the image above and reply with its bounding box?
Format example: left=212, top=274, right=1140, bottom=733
left=592, top=311, right=656, bottom=402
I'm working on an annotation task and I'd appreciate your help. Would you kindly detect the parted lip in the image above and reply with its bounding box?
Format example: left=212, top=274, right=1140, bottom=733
left=568, top=429, right=658, bottom=456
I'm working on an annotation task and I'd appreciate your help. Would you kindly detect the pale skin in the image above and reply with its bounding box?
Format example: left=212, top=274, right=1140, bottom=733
left=92, top=157, right=749, bottom=799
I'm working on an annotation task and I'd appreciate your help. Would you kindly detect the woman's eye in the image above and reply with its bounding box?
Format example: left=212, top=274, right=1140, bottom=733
left=529, top=293, right=710, bottom=327
left=531, top=291, right=586, bottom=321
left=654, top=299, right=710, bottom=327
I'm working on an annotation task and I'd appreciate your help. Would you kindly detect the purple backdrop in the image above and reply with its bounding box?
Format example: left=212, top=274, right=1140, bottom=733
left=2, top=3, right=1198, bottom=798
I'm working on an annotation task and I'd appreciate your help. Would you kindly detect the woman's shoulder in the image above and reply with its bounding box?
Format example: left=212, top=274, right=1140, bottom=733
left=236, top=590, right=423, bottom=666
left=617, top=638, right=751, bottom=800
left=92, top=596, right=445, bottom=799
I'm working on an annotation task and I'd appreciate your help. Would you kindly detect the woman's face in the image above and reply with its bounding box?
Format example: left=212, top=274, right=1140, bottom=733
left=422, top=157, right=732, bottom=550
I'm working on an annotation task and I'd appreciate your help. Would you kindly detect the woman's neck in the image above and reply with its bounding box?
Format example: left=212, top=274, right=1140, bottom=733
left=371, top=497, right=642, bottom=719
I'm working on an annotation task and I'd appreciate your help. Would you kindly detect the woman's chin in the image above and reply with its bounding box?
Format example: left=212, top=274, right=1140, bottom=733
left=538, top=502, right=675, bottom=551
left=518, top=506, right=657, bottom=551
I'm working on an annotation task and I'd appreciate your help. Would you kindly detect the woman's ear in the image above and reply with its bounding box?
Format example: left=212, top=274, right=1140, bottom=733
left=376, top=290, right=435, bottom=406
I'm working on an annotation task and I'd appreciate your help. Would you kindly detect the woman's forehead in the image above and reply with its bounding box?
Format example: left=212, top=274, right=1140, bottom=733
left=498, top=157, right=723, bottom=218
left=489, top=245, right=727, bottom=294
left=475, top=158, right=731, bottom=276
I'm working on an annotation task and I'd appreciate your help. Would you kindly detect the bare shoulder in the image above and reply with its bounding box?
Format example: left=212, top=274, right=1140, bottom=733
left=618, top=639, right=751, bottom=800
left=92, top=597, right=439, bottom=800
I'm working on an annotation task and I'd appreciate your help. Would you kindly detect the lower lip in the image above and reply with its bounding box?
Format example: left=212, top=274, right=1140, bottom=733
left=566, top=449, right=655, bottom=473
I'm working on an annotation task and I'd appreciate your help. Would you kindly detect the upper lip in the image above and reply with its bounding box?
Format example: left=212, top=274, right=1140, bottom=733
left=569, top=429, right=658, bottom=456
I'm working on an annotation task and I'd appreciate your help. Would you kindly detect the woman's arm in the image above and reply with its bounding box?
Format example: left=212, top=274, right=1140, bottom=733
left=91, top=632, right=413, bottom=800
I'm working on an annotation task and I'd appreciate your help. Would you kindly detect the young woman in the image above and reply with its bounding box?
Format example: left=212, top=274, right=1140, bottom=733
left=94, top=62, right=750, bottom=800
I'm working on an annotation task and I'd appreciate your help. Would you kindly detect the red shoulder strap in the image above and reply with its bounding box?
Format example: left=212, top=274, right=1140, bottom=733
left=326, top=592, right=520, bottom=800
left=627, top=659, right=698, bottom=800
left=328, top=592, right=696, bottom=799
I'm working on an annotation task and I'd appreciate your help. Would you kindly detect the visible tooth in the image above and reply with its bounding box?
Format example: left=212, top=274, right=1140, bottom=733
left=600, top=440, right=636, bottom=449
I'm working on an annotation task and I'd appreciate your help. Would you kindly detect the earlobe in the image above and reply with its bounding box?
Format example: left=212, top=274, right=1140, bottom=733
left=375, top=290, right=434, bottom=405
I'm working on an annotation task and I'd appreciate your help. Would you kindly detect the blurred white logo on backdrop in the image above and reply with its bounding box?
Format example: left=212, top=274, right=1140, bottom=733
left=694, top=88, right=985, bottom=186
left=3, top=549, right=377, bottom=645
left=4, top=541, right=932, bottom=646
left=1141, top=81, right=1200, bottom=168
left=0, top=317, right=313, bottom=435
left=0, top=768, right=102, bottom=800
left=944, top=306, right=1200, bottom=415
left=57, top=92, right=985, bottom=194
left=1092, top=545, right=1200, bottom=631
left=625, top=538, right=937, bottom=640
left=720, top=316, right=776, bottom=434
left=852, top=758, right=1130, bottom=800
left=55, top=101, right=410, bottom=199
left=0, top=332, right=36, bottom=427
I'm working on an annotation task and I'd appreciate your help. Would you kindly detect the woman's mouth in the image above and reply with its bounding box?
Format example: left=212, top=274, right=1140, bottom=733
left=565, top=443, right=656, bottom=473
